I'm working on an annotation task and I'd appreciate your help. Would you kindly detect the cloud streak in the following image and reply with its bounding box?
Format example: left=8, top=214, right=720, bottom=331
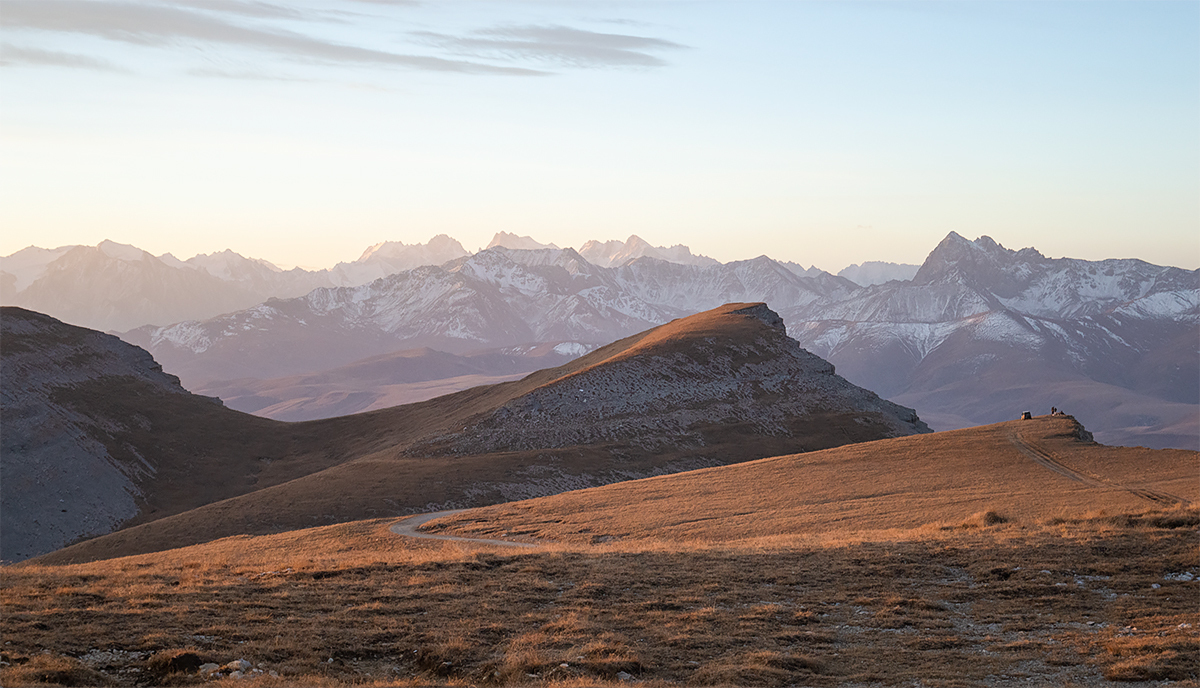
left=162, top=0, right=308, bottom=20
left=3, top=0, right=545, bottom=75
left=418, top=24, right=688, bottom=68
left=0, top=44, right=123, bottom=71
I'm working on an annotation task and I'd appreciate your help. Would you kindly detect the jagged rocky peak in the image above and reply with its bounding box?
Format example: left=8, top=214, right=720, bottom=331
left=578, top=234, right=718, bottom=268
left=487, top=232, right=559, bottom=251
left=731, top=302, right=786, bottom=332
left=357, top=234, right=468, bottom=263
left=186, top=249, right=284, bottom=279
left=912, top=232, right=1046, bottom=294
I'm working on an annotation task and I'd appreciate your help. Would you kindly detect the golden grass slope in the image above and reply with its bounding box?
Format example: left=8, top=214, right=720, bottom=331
left=423, top=415, right=1197, bottom=544
left=4, top=505, right=1197, bottom=686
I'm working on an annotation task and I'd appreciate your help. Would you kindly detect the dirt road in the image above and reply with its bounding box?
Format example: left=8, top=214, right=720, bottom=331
left=389, top=510, right=539, bottom=548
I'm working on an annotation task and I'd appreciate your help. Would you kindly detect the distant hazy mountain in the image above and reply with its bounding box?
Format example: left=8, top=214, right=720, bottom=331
left=124, top=248, right=855, bottom=388
left=579, top=234, right=719, bottom=268
left=486, top=232, right=559, bottom=251
left=785, top=232, right=1199, bottom=449
left=2, top=241, right=262, bottom=332
left=778, top=261, right=827, bottom=279
left=0, top=236, right=467, bottom=331
left=837, top=261, right=920, bottom=286
left=326, top=234, right=469, bottom=287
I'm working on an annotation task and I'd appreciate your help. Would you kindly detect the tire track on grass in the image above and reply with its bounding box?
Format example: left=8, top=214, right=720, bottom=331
left=1008, top=429, right=1190, bottom=507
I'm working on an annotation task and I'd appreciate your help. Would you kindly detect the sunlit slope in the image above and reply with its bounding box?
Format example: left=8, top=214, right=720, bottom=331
left=424, top=416, right=1197, bottom=544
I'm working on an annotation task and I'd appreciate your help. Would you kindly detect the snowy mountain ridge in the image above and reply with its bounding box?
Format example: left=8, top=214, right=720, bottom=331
left=124, top=231, right=1197, bottom=449
left=1, top=233, right=720, bottom=331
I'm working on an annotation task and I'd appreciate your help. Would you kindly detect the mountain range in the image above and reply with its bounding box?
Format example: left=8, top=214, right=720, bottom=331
left=1, top=303, right=927, bottom=562
left=4, top=231, right=1195, bottom=449
left=785, top=233, right=1198, bottom=449
left=121, top=247, right=857, bottom=387
left=0, top=234, right=721, bottom=331
left=113, top=233, right=1196, bottom=450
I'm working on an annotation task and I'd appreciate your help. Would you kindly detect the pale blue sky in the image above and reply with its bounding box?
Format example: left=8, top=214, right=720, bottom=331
left=2, top=1, right=1197, bottom=270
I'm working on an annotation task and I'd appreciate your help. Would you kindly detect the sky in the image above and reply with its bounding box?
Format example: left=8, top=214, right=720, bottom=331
left=2, top=0, right=1198, bottom=272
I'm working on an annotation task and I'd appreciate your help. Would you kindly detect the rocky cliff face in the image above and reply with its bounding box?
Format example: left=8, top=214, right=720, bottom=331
left=0, top=307, right=205, bottom=561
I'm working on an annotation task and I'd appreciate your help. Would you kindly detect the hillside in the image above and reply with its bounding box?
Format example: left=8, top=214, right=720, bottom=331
left=0, top=307, right=385, bottom=561
left=422, top=415, right=1196, bottom=545
left=7, top=417, right=1196, bottom=687
left=14, top=303, right=926, bottom=563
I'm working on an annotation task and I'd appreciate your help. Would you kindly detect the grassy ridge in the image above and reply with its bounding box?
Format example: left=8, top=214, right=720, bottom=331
left=421, top=416, right=1197, bottom=545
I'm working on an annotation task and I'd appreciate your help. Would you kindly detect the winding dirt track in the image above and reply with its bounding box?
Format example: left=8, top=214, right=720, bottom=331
left=389, top=510, right=539, bottom=548
left=1008, top=428, right=1191, bottom=507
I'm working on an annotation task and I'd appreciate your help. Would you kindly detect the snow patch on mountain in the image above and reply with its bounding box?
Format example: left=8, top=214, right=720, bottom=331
left=553, top=342, right=591, bottom=356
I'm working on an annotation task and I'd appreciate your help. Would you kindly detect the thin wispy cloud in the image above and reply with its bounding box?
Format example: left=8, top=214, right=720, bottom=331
left=186, top=66, right=314, bottom=81
left=0, top=45, right=123, bottom=71
left=162, top=0, right=307, bottom=20
left=2, top=0, right=544, bottom=75
left=418, top=24, right=688, bottom=69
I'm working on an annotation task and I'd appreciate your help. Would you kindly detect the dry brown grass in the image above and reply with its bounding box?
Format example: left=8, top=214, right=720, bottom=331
left=421, top=416, right=1197, bottom=545
left=4, top=506, right=1197, bottom=687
